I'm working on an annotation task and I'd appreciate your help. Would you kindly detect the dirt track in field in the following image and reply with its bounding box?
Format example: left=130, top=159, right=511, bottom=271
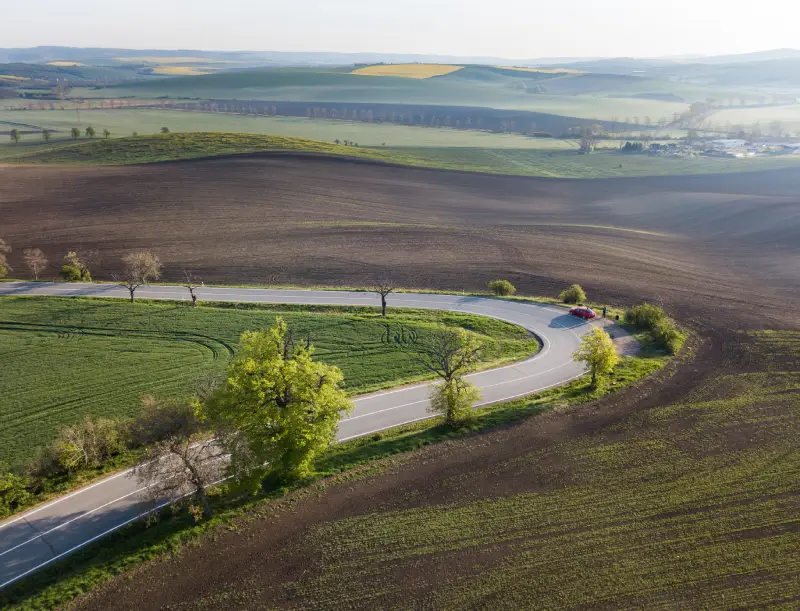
left=2, top=156, right=800, bottom=609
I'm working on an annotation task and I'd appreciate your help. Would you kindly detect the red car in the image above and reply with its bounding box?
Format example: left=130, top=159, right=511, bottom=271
left=569, top=306, right=596, bottom=320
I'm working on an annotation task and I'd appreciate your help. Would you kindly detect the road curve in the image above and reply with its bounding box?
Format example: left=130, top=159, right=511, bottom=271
left=0, top=282, right=596, bottom=589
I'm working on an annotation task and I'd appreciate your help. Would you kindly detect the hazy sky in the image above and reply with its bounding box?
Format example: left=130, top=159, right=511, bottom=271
left=6, top=0, right=800, bottom=59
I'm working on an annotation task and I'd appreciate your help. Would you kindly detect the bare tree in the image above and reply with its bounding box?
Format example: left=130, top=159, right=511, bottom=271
left=131, top=397, right=222, bottom=521
left=183, top=269, right=201, bottom=307
left=115, top=250, right=162, bottom=303
left=23, top=248, right=48, bottom=280
left=374, top=276, right=395, bottom=317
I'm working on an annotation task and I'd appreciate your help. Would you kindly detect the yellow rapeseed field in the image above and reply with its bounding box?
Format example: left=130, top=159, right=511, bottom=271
left=47, top=61, right=84, bottom=67
left=151, top=66, right=220, bottom=75
left=0, top=75, right=29, bottom=81
left=352, top=64, right=464, bottom=79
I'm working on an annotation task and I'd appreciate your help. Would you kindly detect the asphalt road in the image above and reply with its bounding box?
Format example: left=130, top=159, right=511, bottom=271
left=0, top=282, right=595, bottom=589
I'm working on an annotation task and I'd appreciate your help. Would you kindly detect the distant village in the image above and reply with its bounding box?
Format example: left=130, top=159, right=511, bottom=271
left=648, top=139, right=800, bottom=159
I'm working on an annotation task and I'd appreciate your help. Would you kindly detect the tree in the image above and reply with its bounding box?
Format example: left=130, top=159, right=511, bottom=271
left=115, top=250, right=162, bottom=302
left=23, top=248, right=47, bottom=280
left=132, top=396, right=221, bottom=521
left=70, top=127, right=80, bottom=139
left=183, top=269, right=201, bottom=307
left=206, top=319, right=353, bottom=483
left=42, top=129, right=51, bottom=142
left=9, top=128, right=20, bottom=144
left=413, top=328, right=484, bottom=425
left=85, top=126, right=95, bottom=139
left=0, top=238, right=11, bottom=279
left=160, top=126, right=170, bottom=134
left=61, top=251, right=92, bottom=281
left=102, top=128, right=111, bottom=139
left=572, top=327, right=618, bottom=388
left=488, top=279, right=516, bottom=296
left=54, top=415, right=123, bottom=471
left=374, top=277, right=395, bottom=317
left=559, top=283, right=587, bottom=304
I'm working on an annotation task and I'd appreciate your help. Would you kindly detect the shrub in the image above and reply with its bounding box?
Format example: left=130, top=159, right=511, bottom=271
left=0, top=264, right=7, bottom=279
left=60, top=264, right=82, bottom=282
left=559, top=284, right=587, bottom=304
left=624, top=303, right=685, bottom=355
left=0, top=472, right=34, bottom=517
left=54, top=416, right=124, bottom=471
left=488, top=279, right=516, bottom=296
left=624, top=303, right=665, bottom=328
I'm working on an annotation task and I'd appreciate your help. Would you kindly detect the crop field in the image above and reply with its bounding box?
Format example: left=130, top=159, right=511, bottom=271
left=98, top=68, right=692, bottom=121
left=0, top=297, right=537, bottom=468
left=6, top=132, right=800, bottom=179
left=0, top=109, right=575, bottom=148
left=351, top=64, right=464, bottom=79
left=150, top=66, right=219, bottom=76
left=711, top=103, right=800, bottom=134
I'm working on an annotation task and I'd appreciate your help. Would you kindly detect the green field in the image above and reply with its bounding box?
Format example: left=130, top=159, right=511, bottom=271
left=86, top=67, right=705, bottom=121
left=0, top=108, right=579, bottom=149
left=0, top=296, right=538, bottom=468
left=710, top=103, right=800, bottom=134
left=268, top=331, right=800, bottom=609
left=10, top=132, right=800, bottom=179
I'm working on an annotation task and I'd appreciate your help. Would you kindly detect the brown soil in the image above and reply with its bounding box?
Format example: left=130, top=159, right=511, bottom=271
left=3, top=156, right=799, bottom=609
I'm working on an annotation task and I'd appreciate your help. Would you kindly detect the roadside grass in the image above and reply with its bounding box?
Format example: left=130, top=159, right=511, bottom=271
left=0, top=296, right=538, bottom=471
left=0, top=349, right=666, bottom=610
left=8, top=132, right=799, bottom=178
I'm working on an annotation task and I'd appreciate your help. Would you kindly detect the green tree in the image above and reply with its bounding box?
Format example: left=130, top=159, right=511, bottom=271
left=42, top=129, right=51, bottom=142
left=573, top=327, right=619, bottom=389
left=488, top=279, right=516, bottom=296
left=161, top=126, right=170, bottom=134
left=102, top=128, right=111, bottom=139
left=62, top=250, right=92, bottom=281
left=414, top=328, right=484, bottom=425
left=85, top=126, right=95, bottom=139
left=559, top=283, right=587, bottom=304
left=0, top=238, right=11, bottom=279
left=9, top=128, right=20, bottom=144
left=207, top=319, right=352, bottom=483
left=70, top=127, right=80, bottom=139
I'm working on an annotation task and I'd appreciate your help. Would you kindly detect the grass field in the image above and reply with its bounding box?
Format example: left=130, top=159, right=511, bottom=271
left=8, top=132, right=800, bottom=178
left=0, top=296, right=538, bottom=468
left=0, top=108, right=576, bottom=149
left=351, top=64, right=464, bottom=79
left=711, top=103, right=800, bottom=134
left=90, top=67, right=692, bottom=121
left=284, top=334, right=800, bottom=608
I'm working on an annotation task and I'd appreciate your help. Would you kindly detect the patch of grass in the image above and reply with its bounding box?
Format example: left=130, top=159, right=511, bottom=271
left=0, top=296, right=537, bottom=470
left=0, top=347, right=664, bottom=610
left=8, top=132, right=800, bottom=178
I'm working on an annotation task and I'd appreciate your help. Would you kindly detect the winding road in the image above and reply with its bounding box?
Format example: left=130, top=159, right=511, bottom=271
left=0, top=282, right=597, bottom=589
